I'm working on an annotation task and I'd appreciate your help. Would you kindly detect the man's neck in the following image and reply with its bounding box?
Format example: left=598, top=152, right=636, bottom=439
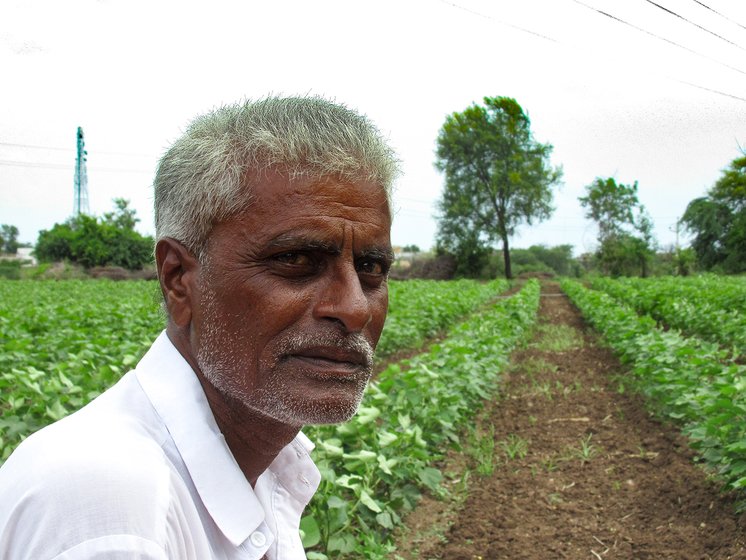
left=198, top=376, right=302, bottom=487
left=166, top=325, right=302, bottom=487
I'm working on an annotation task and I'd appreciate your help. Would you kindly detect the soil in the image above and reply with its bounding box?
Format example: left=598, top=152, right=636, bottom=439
left=394, top=280, right=746, bottom=560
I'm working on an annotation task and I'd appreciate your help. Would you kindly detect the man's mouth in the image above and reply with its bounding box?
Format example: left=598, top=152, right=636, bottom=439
left=289, top=347, right=370, bottom=373
left=279, top=342, right=372, bottom=381
left=275, top=331, right=375, bottom=380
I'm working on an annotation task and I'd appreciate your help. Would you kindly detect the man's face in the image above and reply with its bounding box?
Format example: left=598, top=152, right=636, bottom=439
left=191, top=171, right=392, bottom=426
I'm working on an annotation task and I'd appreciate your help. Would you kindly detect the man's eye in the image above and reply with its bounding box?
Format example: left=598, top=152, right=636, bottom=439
left=356, top=259, right=386, bottom=276
left=274, top=252, right=313, bottom=267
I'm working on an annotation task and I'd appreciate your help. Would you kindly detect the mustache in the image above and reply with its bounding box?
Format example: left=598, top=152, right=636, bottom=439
left=275, top=331, right=375, bottom=368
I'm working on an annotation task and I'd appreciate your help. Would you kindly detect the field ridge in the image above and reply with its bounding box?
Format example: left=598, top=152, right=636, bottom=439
left=396, top=281, right=746, bottom=559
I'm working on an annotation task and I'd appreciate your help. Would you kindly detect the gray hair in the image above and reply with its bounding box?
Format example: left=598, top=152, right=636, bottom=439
left=154, top=95, right=399, bottom=258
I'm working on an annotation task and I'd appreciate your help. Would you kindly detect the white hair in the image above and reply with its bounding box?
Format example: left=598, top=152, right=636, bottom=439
left=154, top=95, right=399, bottom=258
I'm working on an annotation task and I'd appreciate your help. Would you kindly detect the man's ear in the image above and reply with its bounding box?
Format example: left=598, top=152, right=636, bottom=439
left=156, top=237, right=199, bottom=328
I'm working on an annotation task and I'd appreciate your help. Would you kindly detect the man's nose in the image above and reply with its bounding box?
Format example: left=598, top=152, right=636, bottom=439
left=313, top=263, right=372, bottom=333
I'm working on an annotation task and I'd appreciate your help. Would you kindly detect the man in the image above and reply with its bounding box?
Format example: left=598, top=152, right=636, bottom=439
left=0, top=96, right=399, bottom=559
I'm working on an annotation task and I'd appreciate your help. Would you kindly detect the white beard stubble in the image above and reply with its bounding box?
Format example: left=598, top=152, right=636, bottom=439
left=195, top=282, right=375, bottom=426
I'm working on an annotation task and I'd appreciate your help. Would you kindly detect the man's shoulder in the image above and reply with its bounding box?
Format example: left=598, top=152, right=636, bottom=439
left=0, top=370, right=174, bottom=504
left=0, top=372, right=194, bottom=560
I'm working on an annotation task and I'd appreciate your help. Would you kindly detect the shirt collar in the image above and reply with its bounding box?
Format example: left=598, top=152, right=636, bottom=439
left=134, top=331, right=318, bottom=547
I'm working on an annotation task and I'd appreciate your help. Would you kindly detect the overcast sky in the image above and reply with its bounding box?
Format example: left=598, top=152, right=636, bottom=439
left=1, top=0, right=744, bottom=255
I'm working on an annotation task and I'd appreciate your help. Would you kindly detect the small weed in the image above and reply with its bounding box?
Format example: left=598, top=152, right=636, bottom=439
left=499, top=434, right=529, bottom=460
left=542, top=456, right=559, bottom=472
left=532, top=381, right=554, bottom=400
left=546, top=492, right=563, bottom=505
left=467, top=425, right=497, bottom=476
left=575, top=434, right=599, bottom=464
left=557, top=380, right=577, bottom=397
left=521, top=357, right=558, bottom=377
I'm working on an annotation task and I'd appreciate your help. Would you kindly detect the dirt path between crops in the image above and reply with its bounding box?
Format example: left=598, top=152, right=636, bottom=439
left=395, top=280, right=746, bottom=560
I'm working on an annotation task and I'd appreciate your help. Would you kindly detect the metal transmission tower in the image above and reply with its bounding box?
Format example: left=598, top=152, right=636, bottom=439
left=73, top=126, right=89, bottom=216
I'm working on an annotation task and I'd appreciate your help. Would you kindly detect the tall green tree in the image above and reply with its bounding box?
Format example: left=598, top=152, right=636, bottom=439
left=434, top=96, right=562, bottom=279
left=579, top=178, right=656, bottom=277
left=682, top=154, right=746, bottom=273
left=0, top=224, right=20, bottom=254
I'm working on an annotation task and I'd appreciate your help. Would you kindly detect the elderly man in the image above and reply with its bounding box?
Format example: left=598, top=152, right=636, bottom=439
left=0, top=96, right=398, bottom=559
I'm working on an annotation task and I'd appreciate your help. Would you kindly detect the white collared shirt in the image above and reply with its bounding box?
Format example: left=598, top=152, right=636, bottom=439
left=0, top=331, right=321, bottom=560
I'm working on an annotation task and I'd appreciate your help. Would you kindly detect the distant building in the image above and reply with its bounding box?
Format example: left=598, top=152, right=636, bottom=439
left=0, top=247, right=37, bottom=266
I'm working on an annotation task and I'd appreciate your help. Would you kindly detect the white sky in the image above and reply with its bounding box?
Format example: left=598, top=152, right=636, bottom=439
left=1, top=0, right=744, bottom=255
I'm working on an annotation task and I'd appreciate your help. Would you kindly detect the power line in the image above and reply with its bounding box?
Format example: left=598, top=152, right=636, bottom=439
left=0, top=159, right=69, bottom=170
left=572, top=0, right=746, bottom=76
left=690, top=0, right=746, bottom=32
left=570, top=0, right=746, bottom=101
left=677, top=78, right=746, bottom=102
left=0, top=141, right=71, bottom=153
left=440, top=0, right=746, bottom=103
left=437, top=0, right=560, bottom=44
left=0, top=159, right=152, bottom=174
left=0, top=141, right=154, bottom=158
left=644, top=0, right=746, bottom=51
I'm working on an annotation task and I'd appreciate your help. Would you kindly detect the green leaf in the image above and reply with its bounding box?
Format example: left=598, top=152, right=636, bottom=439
left=417, top=467, right=443, bottom=491
left=326, top=496, right=347, bottom=509
left=355, top=406, right=380, bottom=425
left=376, top=511, right=394, bottom=529
left=299, top=514, right=320, bottom=548
left=335, top=474, right=363, bottom=490
left=378, top=431, right=398, bottom=447
left=359, top=489, right=382, bottom=513
left=342, top=450, right=377, bottom=462
left=328, top=533, right=356, bottom=553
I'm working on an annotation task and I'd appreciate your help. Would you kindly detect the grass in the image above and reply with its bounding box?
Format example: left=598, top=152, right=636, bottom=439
left=565, top=434, right=599, bottom=464
left=467, top=425, right=498, bottom=476
left=499, top=434, right=529, bottom=460
left=518, top=356, right=559, bottom=377
left=531, top=323, right=584, bottom=352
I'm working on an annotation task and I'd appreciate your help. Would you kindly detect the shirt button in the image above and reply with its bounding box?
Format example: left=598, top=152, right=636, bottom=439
left=250, top=531, right=266, bottom=547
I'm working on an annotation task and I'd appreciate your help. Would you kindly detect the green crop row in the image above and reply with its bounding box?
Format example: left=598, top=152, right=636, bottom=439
left=589, top=275, right=746, bottom=357
left=0, top=280, right=164, bottom=462
left=0, top=278, right=507, bottom=463
left=562, top=279, right=746, bottom=499
left=302, top=279, right=540, bottom=559
left=378, top=278, right=509, bottom=357
left=590, top=274, right=746, bottom=314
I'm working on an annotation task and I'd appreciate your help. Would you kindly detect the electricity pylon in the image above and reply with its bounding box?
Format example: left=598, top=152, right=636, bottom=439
left=74, top=126, right=89, bottom=216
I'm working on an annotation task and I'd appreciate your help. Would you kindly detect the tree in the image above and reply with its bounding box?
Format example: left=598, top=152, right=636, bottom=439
left=35, top=200, right=153, bottom=270
left=519, top=244, right=576, bottom=276
left=434, top=96, right=562, bottom=279
left=579, top=177, right=655, bottom=277
left=0, top=224, right=20, bottom=254
left=103, top=197, right=140, bottom=231
left=681, top=154, right=746, bottom=273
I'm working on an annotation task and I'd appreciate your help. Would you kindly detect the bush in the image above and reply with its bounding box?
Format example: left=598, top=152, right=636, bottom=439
left=35, top=201, right=153, bottom=271
left=0, top=260, right=21, bottom=279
